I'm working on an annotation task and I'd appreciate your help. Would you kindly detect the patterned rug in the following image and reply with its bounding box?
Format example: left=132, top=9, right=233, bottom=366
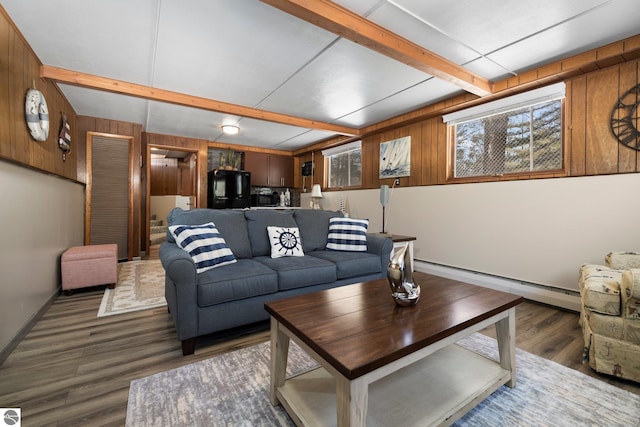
left=126, top=333, right=640, bottom=426
left=97, top=260, right=166, bottom=317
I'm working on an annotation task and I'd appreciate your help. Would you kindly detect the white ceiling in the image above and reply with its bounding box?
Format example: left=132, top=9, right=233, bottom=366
left=3, top=0, right=639, bottom=151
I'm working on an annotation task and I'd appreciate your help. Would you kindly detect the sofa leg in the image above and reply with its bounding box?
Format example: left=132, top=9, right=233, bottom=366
left=182, top=338, right=196, bottom=356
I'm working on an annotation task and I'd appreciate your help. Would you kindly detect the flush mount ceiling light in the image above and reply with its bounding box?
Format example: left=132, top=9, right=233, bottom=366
left=221, top=124, right=239, bottom=135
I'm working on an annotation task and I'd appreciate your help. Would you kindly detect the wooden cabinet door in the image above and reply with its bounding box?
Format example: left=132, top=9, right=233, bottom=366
left=150, top=158, right=178, bottom=195
left=269, top=155, right=294, bottom=187
left=244, top=152, right=270, bottom=186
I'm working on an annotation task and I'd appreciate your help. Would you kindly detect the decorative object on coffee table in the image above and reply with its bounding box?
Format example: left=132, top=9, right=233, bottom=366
left=387, top=242, right=420, bottom=306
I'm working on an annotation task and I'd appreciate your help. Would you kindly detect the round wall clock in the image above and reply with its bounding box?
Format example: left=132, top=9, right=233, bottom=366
left=25, top=88, right=50, bottom=141
left=610, top=83, right=640, bottom=151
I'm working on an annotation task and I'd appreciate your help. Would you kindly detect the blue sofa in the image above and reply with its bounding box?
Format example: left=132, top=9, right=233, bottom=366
left=159, top=208, right=393, bottom=355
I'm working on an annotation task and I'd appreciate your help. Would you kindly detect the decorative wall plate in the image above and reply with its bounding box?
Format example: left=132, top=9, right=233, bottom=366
left=25, top=88, right=49, bottom=141
left=610, top=84, right=640, bottom=151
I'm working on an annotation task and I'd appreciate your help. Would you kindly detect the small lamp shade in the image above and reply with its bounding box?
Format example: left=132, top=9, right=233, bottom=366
left=380, top=185, right=389, bottom=206
left=311, top=184, right=323, bottom=198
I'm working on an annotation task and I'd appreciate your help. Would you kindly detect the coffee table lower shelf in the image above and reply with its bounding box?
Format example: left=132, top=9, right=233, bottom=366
left=276, top=343, right=510, bottom=427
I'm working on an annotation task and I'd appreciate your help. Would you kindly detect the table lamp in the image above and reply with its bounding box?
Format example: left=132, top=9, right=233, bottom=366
left=311, top=184, right=323, bottom=209
left=380, top=184, right=389, bottom=235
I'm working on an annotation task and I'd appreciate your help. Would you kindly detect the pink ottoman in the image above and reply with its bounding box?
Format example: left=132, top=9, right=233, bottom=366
left=61, top=244, right=118, bottom=295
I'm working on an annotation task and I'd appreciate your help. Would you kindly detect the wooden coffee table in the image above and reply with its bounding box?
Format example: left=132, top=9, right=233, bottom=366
left=265, top=272, right=523, bottom=427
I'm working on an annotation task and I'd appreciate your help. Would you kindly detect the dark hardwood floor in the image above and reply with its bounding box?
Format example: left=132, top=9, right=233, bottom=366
left=1, top=249, right=638, bottom=425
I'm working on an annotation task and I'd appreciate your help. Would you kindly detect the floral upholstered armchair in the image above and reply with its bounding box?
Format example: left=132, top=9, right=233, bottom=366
left=578, top=251, right=640, bottom=383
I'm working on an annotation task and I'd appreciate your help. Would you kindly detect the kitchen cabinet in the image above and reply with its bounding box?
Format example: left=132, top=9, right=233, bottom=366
left=245, top=152, right=293, bottom=187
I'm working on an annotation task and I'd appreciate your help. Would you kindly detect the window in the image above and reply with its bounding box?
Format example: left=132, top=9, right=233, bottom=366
left=322, top=141, right=361, bottom=188
left=444, top=83, right=565, bottom=179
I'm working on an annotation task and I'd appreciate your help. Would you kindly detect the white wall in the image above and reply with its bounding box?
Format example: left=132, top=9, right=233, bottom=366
left=304, top=173, right=640, bottom=291
left=0, top=160, right=84, bottom=355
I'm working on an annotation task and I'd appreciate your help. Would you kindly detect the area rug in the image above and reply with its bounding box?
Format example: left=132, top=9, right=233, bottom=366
left=126, top=333, right=640, bottom=426
left=97, top=259, right=166, bottom=317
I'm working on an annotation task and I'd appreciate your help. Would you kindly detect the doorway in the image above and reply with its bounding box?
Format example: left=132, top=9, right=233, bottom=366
left=145, top=145, right=198, bottom=255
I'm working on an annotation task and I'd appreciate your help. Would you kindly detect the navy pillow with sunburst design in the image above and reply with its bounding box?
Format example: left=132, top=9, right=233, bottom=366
left=267, top=226, right=304, bottom=258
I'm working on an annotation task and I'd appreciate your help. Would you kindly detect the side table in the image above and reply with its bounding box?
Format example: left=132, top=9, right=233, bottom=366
left=373, top=234, right=416, bottom=264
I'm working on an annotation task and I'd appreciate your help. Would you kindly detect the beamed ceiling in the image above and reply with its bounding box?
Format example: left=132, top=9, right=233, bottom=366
left=2, top=0, right=640, bottom=151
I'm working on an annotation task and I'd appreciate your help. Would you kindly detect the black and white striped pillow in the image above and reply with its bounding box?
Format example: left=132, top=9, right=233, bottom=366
left=169, top=222, right=236, bottom=273
left=326, top=217, right=369, bottom=252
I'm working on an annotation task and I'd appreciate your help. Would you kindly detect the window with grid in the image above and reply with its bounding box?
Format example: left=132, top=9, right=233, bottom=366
left=322, top=141, right=362, bottom=188
left=444, top=83, right=565, bottom=179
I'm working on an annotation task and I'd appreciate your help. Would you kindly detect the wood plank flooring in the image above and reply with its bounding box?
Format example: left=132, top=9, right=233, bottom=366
left=1, top=257, right=638, bottom=425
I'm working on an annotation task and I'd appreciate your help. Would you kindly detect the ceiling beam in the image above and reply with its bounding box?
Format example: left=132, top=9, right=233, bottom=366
left=40, top=65, right=360, bottom=137
left=261, top=0, right=493, bottom=97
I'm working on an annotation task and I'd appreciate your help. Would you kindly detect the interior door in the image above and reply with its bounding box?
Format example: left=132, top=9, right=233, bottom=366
left=86, top=134, right=133, bottom=261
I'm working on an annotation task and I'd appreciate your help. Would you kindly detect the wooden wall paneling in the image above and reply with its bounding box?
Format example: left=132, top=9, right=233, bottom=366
left=419, top=120, right=431, bottom=185
left=408, top=123, right=422, bottom=187
left=585, top=67, right=620, bottom=175
left=12, top=28, right=28, bottom=163
left=436, top=117, right=448, bottom=184
left=568, top=77, right=586, bottom=176
left=0, top=12, right=9, bottom=159
left=616, top=61, right=639, bottom=172
left=426, top=118, right=439, bottom=185
left=361, top=134, right=380, bottom=189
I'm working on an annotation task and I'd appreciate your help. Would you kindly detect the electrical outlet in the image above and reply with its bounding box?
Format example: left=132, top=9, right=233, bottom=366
left=394, top=178, right=400, bottom=186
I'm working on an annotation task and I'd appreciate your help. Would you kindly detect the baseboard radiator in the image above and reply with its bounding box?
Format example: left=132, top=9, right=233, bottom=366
left=414, top=260, right=581, bottom=312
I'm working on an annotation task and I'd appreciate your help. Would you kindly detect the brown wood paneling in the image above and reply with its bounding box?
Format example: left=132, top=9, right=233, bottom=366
left=568, top=77, right=587, bottom=176
left=585, top=67, right=620, bottom=175
left=360, top=134, right=380, bottom=189
left=150, top=158, right=178, bottom=195
left=0, top=8, right=78, bottom=182
left=436, top=118, right=448, bottom=184
left=0, top=13, right=9, bottom=159
left=616, top=61, right=639, bottom=172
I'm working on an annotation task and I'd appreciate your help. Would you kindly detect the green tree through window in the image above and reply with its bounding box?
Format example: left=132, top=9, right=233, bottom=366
left=455, top=99, right=562, bottom=178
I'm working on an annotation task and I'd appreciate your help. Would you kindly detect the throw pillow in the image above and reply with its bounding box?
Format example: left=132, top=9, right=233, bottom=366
left=267, top=226, right=304, bottom=258
left=326, top=217, right=369, bottom=252
left=168, top=222, right=236, bottom=273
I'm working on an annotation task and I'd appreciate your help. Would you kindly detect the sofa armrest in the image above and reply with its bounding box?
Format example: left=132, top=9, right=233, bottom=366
left=366, top=234, right=393, bottom=272
left=605, top=251, right=640, bottom=269
left=159, top=242, right=198, bottom=341
left=621, top=269, right=640, bottom=320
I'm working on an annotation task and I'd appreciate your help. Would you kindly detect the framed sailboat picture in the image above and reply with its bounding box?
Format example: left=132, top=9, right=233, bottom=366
left=379, top=136, right=411, bottom=178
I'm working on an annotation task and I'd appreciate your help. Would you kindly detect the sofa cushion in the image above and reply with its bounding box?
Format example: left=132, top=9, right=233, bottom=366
left=168, top=222, right=236, bottom=274
left=326, top=217, right=369, bottom=252
left=308, top=250, right=382, bottom=279
left=579, top=264, right=622, bottom=316
left=167, top=208, right=252, bottom=259
left=197, top=259, right=278, bottom=306
left=294, top=209, right=343, bottom=252
left=245, top=210, right=297, bottom=257
left=267, top=226, right=304, bottom=258
left=254, top=255, right=336, bottom=291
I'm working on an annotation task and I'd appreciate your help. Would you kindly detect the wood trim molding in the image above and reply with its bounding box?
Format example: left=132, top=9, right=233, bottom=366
left=261, top=0, right=493, bottom=97
left=41, top=65, right=360, bottom=137
left=360, top=34, right=640, bottom=137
